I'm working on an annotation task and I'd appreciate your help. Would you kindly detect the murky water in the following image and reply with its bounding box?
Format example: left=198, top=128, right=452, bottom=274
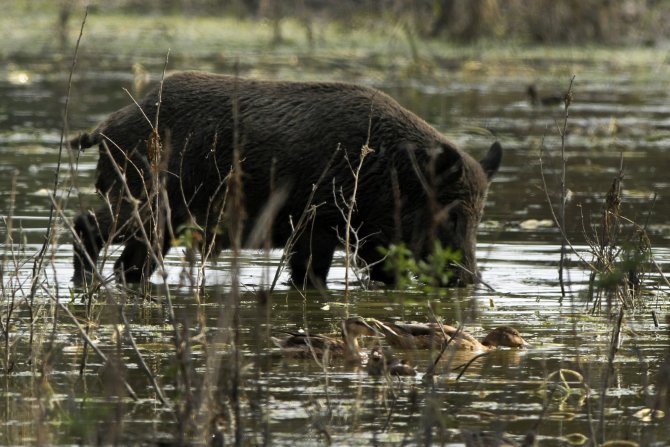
left=1, top=52, right=669, bottom=446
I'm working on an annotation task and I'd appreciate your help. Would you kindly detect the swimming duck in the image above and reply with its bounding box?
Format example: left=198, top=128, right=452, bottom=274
left=527, top=84, right=564, bottom=107
left=366, top=347, right=417, bottom=377
left=271, top=316, right=377, bottom=363
left=370, top=319, right=529, bottom=352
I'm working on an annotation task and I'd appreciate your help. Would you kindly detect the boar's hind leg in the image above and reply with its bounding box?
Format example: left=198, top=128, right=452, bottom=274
left=72, top=207, right=111, bottom=285
left=288, top=233, right=338, bottom=288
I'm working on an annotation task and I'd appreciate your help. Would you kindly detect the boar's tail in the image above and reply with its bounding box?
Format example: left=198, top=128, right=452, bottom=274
left=69, top=132, right=100, bottom=151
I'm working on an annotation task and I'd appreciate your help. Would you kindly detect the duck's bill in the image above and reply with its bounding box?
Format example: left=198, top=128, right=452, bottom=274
left=520, top=339, right=533, bottom=348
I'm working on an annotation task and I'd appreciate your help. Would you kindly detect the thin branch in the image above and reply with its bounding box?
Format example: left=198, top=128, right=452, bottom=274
left=29, top=5, right=88, bottom=350
left=40, top=284, right=139, bottom=401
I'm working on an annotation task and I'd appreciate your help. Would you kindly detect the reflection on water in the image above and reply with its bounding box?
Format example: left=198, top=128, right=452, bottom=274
left=1, top=58, right=669, bottom=445
left=1, top=239, right=668, bottom=444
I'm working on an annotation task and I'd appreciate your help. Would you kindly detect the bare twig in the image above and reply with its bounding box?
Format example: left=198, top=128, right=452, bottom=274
left=40, top=284, right=139, bottom=401
left=556, top=75, right=575, bottom=301
left=454, top=352, right=490, bottom=381
left=29, top=5, right=88, bottom=354
left=120, top=307, right=168, bottom=405
left=269, top=146, right=341, bottom=292
left=342, top=144, right=374, bottom=296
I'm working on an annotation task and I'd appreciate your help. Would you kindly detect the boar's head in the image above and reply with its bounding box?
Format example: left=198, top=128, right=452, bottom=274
left=410, top=141, right=502, bottom=287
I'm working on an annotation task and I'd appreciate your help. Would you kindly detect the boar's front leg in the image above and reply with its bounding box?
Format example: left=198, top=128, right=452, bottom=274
left=72, top=205, right=113, bottom=285
left=73, top=202, right=170, bottom=285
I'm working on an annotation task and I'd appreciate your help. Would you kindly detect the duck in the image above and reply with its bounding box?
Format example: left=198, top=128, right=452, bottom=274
left=271, top=316, right=378, bottom=363
left=369, top=319, right=529, bottom=352
left=527, top=84, right=564, bottom=107
left=366, top=347, right=417, bottom=377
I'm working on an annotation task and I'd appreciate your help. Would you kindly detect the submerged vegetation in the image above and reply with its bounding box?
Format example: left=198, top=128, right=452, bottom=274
left=0, top=1, right=669, bottom=446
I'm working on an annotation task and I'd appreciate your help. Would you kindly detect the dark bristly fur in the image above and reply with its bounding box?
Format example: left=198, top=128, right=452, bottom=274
left=70, top=71, right=502, bottom=287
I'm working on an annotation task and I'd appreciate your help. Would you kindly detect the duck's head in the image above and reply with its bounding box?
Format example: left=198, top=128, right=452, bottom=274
left=481, top=326, right=530, bottom=348
left=341, top=316, right=378, bottom=339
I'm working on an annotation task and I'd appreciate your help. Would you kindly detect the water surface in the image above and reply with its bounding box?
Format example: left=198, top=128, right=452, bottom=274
left=1, top=48, right=669, bottom=446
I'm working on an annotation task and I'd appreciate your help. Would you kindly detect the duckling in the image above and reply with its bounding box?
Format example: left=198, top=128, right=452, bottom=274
left=527, top=84, right=564, bottom=107
left=370, top=319, right=529, bottom=352
left=271, top=316, right=377, bottom=363
left=366, top=347, right=417, bottom=377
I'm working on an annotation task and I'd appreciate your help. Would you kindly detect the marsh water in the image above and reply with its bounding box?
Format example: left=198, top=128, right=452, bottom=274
left=1, top=50, right=670, bottom=446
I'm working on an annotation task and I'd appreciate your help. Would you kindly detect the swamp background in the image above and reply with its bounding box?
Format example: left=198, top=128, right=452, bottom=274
left=1, top=0, right=670, bottom=445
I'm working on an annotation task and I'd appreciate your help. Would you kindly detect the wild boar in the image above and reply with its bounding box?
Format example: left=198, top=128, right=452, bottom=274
left=70, top=71, right=501, bottom=287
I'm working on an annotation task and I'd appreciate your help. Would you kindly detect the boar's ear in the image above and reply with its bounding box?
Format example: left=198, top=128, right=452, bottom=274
left=435, top=143, right=463, bottom=182
left=480, top=142, right=502, bottom=180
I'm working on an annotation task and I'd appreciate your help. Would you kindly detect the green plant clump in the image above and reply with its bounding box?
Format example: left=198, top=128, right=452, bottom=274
left=379, top=241, right=462, bottom=292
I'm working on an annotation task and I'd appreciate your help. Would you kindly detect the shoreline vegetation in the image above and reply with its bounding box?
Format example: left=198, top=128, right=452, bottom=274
left=2, top=1, right=670, bottom=82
